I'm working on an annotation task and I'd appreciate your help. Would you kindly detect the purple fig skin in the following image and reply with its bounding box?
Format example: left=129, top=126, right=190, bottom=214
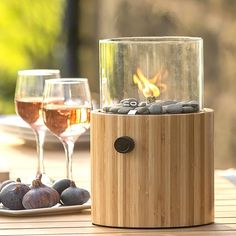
left=52, top=179, right=71, bottom=195
left=0, top=182, right=30, bottom=210
left=0, top=180, right=14, bottom=192
left=0, top=178, right=21, bottom=204
left=0, top=178, right=22, bottom=192
left=0, top=180, right=14, bottom=203
left=61, top=181, right=90, bottom=206
left=22, top=179, right=60, bottom=209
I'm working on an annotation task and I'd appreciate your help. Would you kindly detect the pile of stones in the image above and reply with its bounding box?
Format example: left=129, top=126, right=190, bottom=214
left=102, top=98, right=199, bottom=115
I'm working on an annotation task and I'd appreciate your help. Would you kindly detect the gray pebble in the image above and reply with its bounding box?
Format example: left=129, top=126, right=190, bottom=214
left=176, top=101, right=188, bottom=106
left=187, top=100, right=199, bottom=109
left=146, top=102, right=155, bottom=107
left=179, top=101, right=199, bottom=111
left=130, top=101, right=138, bottom=107
left=107, top=99, right=198, bottom=115
left=120, top=98, right=128, bottom=104
left=120, top=98, right=138, bottom=107
left=179, top=100, right=199, bottom=108
left=103, top=106, right=111, bottom=112
left=118, top=107, right=133, bottom=114
left=157, top=100, right=178, bottom=106
left=166, top=104, right=183, bottom=114
left=149, top=104, right=162, bottom=114
left=109, top=105, right=122, bottom=113
left=183, top=106, right=196, bottom=113
left=162, top=106, right=167, bottom=113
left=138, top=101, right=147, bottom=107
left=135, top=107, right=150, bottom=114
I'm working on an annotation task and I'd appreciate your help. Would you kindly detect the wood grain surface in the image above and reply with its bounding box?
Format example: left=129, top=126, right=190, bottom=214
left=91, top=109, right=214, bottom=228
left=0, top=131, right=236, bottom=235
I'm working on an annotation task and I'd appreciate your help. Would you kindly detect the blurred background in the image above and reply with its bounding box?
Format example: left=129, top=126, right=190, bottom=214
left=0, top=0, right=235, bottom=168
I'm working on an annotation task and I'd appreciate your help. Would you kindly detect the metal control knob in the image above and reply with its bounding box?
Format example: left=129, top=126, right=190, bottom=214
left=114, top=136, right=135, bottom=153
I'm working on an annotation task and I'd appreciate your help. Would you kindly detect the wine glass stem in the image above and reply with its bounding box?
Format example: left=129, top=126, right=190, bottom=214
left=62, top=140, right=75, bottom=180
left=34, top=129, right=46, bottom=175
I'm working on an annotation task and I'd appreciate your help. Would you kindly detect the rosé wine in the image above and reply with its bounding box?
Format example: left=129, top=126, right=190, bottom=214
left=43, top=105, right=90, bottom=138
left=15, top=98, right=45, bottom=128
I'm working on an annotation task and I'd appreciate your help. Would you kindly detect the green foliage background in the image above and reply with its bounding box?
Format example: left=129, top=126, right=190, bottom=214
left=0, top=0, right=65, bottom=114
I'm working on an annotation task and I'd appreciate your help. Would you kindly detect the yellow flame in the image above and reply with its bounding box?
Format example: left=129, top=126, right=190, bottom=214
left=133, top=68, right=168, bottom=97
left=133, top=74, right=143, bottom=91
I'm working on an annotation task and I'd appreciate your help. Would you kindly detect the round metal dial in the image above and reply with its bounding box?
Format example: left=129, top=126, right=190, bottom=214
left=114, top=136, right=135, bottom=153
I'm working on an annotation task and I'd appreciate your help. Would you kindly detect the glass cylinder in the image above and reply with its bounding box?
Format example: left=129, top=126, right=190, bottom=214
left=99, top=37, right=203, bottom=110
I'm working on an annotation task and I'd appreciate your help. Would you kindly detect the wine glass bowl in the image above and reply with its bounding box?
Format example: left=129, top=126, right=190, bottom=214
left=43, top=104, right=90, bottom=142
left=14, top=69, right=60, bottom=182
left=42, top=78, right=91, bottom=180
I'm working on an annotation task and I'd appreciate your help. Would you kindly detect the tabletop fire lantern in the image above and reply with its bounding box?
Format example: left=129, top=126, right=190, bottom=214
left=91, top=37, right=214, bottom=228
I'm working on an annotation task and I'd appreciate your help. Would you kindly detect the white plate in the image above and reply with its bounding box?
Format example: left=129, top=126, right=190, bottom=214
left=0, top=203, right=91, bottom=216
left=0, top=115, right=90, bottom=146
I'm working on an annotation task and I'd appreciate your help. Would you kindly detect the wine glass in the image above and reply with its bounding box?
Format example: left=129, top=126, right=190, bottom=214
left=15, top=69, right=60, bottom=183
left=42, top=78, right=91, bottom=180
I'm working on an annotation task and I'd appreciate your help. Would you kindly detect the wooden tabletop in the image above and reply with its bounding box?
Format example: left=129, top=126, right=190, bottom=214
left=0, top=132, right=236, bottom=235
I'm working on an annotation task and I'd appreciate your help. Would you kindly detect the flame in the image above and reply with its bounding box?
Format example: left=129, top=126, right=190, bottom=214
left=132, top=68, right=167, bottom=98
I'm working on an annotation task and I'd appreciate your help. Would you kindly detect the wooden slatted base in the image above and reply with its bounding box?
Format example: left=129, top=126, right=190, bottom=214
left=91, top=109, right=214, bottom=228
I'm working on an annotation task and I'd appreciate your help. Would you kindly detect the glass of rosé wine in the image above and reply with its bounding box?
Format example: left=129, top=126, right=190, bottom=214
left=42, top=78, right=91, bottom=180
left=15, top=69, right=60, bottom=182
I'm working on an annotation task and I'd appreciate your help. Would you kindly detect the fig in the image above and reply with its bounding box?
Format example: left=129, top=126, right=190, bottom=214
left=0, top=179, right=30, bottom=210
left=0, top=178, right=22, bottom=204
left=0, top=180, right=14, bottom=192
left=52, top=179, right=71, bottom=195
left=61, top=181, right=90, bottom=206
left=0, top=180, right=13, bottom=203
left=22, top=178, right=60, bottom=209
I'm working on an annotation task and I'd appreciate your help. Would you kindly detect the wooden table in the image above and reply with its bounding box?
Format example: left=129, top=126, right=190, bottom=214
left=0, top=132, right=236, bottom=235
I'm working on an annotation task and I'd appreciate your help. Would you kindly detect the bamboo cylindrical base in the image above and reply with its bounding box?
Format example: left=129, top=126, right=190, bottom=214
left=91, top=109, right=214, bottom=228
